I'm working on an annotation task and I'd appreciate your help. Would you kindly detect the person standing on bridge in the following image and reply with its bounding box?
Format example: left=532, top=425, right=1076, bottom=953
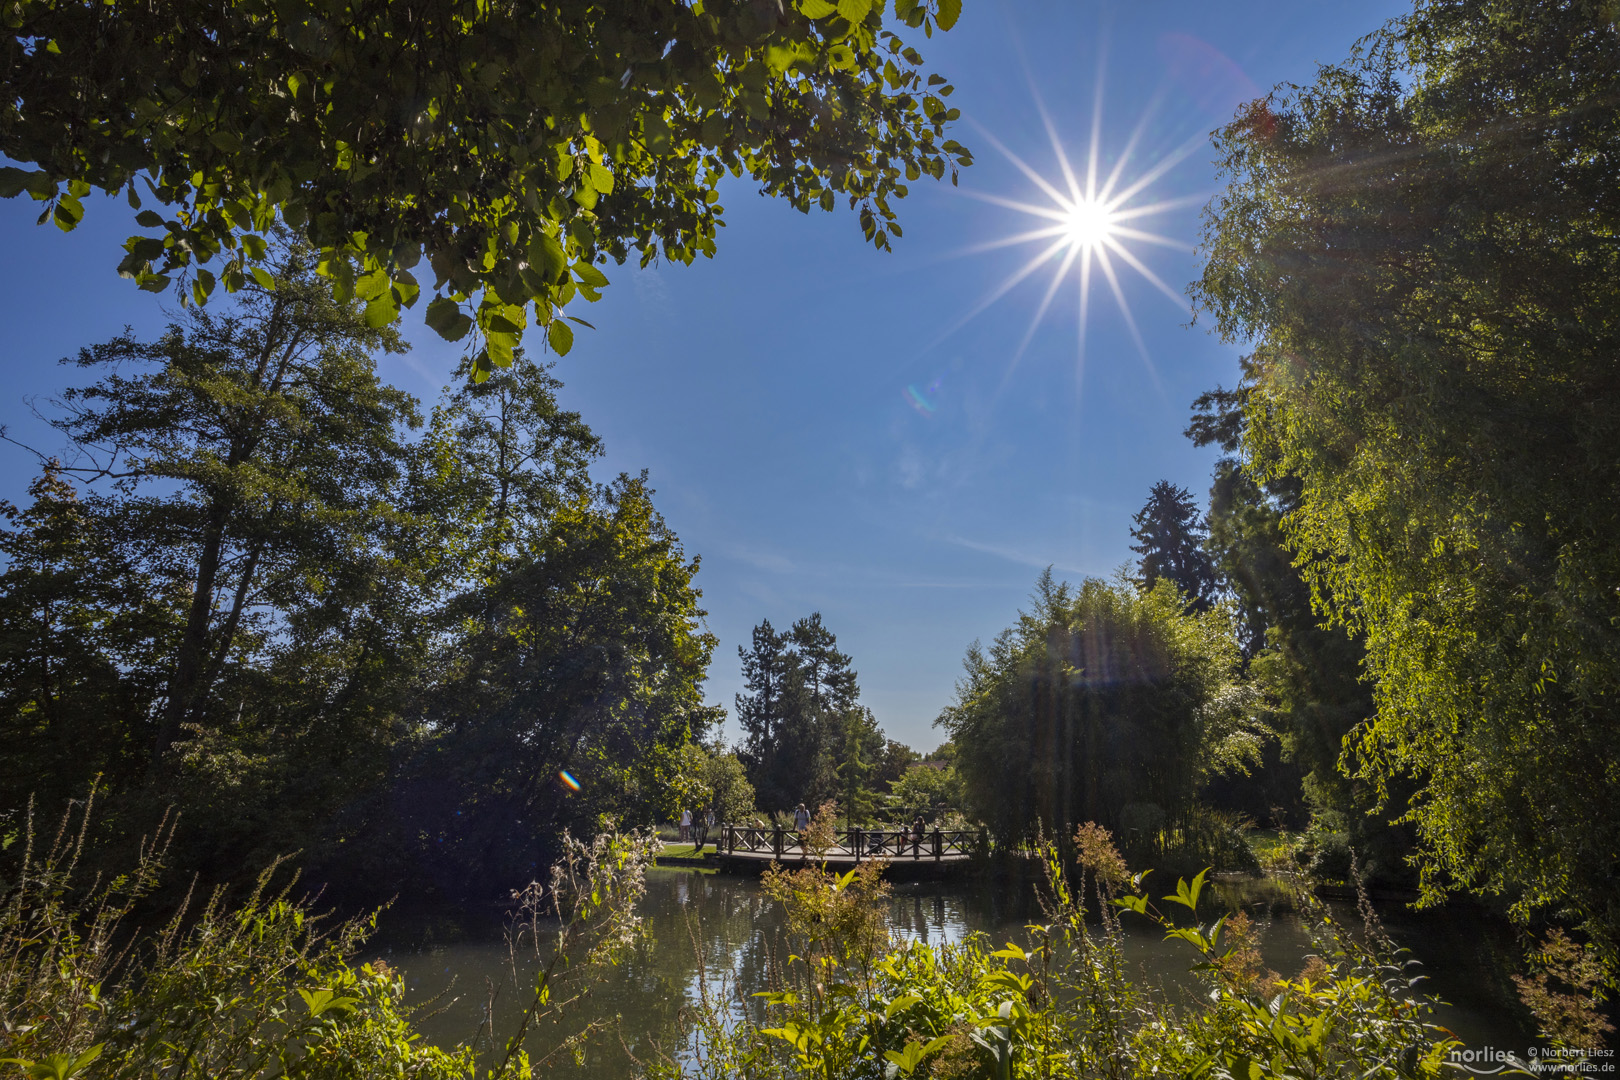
left=793, top=803, right=810, bottom=831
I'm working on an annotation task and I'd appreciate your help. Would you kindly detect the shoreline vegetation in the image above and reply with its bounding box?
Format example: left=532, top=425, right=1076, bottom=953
left=2, top=800, right=1536, bottom=1079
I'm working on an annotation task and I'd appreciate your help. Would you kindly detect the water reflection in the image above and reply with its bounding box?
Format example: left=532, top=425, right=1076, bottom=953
left=382, top=868, right=1531, bottom=1076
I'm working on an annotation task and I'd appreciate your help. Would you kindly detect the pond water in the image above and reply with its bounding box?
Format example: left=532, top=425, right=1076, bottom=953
left=380, top=867, right=1535, bottom=1076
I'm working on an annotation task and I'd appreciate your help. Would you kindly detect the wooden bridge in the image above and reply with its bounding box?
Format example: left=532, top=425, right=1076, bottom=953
left=715, top=824, right=982, bottom=877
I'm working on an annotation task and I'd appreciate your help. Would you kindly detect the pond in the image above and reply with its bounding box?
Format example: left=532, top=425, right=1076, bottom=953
left=380, top=866, right=1535, bottom=1076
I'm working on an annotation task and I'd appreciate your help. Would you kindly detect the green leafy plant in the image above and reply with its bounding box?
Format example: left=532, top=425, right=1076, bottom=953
left=0, top=792, right=658, bottom=1079
left=2, top=0, right=971, bottom=374
left=653, top=821, right=1472, bottom=1079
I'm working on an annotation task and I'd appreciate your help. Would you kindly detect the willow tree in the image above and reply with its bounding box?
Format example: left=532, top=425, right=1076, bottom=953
left=1192, top=0, right=1620, bottom=967
left=2, top=0, right=970, bottom=375
left=937, top=571, right=1257, bottom=852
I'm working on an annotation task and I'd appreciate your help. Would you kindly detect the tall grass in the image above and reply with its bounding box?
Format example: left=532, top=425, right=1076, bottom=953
left=0, top=793, right=656, bottom=1080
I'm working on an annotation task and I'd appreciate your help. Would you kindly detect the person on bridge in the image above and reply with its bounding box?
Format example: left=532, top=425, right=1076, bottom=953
left=793, top=803, right=810, bottom=831
left=911, top=816, right=926, bottom=855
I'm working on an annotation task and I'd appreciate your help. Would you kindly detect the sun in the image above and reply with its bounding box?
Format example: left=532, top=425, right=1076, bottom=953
left=927, top=71, right=1210, bottom=381
left=1061, top=197, right=1118, bottom=251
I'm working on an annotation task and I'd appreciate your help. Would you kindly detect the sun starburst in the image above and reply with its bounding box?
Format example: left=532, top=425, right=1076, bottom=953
left=932, top=67, right=1208, bottom=389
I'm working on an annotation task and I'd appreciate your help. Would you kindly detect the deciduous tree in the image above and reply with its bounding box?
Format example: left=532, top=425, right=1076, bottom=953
left=2, top=0, right=971, bottom=374
left=1192, top=0, right=1620, bottom=965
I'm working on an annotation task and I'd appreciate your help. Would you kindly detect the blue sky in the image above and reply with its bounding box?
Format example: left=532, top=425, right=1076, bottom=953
left=0, top=0, right=1408, bottom=751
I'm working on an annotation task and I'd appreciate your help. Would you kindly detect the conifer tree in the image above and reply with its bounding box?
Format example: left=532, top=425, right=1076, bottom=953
left=1129, top=481, right=1218, bottom=612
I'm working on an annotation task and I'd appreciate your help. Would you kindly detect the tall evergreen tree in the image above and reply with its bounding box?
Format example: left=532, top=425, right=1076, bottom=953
left=1129, top=481, right=1218, bottom=611
left=736, top=612, right=875, bottom=813
left=735, top=619, right=800, bottom=813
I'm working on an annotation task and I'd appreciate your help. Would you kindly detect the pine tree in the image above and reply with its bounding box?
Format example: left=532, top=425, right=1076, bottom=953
left=735, top=612, right=873, bottom=813
left=735, top=620, right=799, bottom=812
left=1129, top=481, right=1218, bottom=611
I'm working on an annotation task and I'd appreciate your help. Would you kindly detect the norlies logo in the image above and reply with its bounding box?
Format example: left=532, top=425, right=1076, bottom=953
left=1448, top=1046, right=1618, bottom=1075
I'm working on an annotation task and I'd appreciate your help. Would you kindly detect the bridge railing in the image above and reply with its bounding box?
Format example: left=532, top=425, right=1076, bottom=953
left=721, top=824, right=981, bottom=862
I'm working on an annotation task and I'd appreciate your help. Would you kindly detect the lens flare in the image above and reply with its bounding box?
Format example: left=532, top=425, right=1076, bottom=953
left=558, top=770, right=581, bottom=792
left=929, top=41, right=1205, bottom=388
left=904, top=379, right=941, bottom=415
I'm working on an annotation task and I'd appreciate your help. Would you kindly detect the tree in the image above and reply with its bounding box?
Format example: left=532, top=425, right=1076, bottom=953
left=1188, top=387, right=1413, bottom=881
left=1, top=0, right=971, bottom=374
left=0, top=467, right=175, bottom=814
left=1191, top=0, right=1620, bottom=966
left=735, top=611, right=878, bottom=812
left=701, top=747, right=758, bottom=825
left=379, top=474, right=721, bottom=902
left=735, top=618, right=800, bottom=811
left=21, top=241, right=414, bottom=769
left=937, top=571, right=1252, bottom=850
left=886, top=761, right=960, bottom=824
left=0, top=261, right=722, bottom=903
left=834, top=707, right=882, bottom=825
left=1129, top=481, right=1218, bottom=612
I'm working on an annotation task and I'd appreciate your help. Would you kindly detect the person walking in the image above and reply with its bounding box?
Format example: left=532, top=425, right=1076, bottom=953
left=793, top=803, right=810, bottom=830
left=680, top=807, right=693, bottom=844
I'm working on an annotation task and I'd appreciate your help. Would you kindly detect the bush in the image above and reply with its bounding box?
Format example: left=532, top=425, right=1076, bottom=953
left=0, top=794, right=657, bottom=1080
left=648, top=822, right=1466, bottom=1079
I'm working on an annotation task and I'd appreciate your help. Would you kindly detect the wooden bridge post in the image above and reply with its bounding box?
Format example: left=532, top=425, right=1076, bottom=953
left=773, top=824, right=783, bottom=860
left=932, top=829, right=941, bottom=860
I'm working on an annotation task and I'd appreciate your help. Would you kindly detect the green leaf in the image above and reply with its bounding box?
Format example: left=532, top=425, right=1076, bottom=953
left=798, top=0, right=837, bottom=17
left=884, top=994, right=922, bottom=1020
left=486, top=329, right=518, bottom=366
left=836, top=0, right=872, bottom=21
left=425, top=296, right=474, bottom=341
left=935, top=0, right=962, bottom=30
left=364, top=291, right=397, bottom=328
left=548, top=319, right=574, bottom=356
left=298, top=987, right=358, bottom=1017
left=353, top=267, right=390, bottom=302
left=573, top=261, right=609, bottom=289
left=588, top=162, right=615, bottom=194
left=250, top=266, right=278, bottom=290
left=52, top=194, right=84, bottom=232
left=528, top=231, right=568, bottom=284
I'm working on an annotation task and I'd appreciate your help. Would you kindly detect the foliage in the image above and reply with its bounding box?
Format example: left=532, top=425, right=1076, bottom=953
left=936, top=570, right=1268, bottom=858
left=1128, top=480, right=1217, bottom=612
left=1191, top=0, right=1620, bottom=967
left=0, top=793, right=657, bottom=1080
left=1512, top=929, right=1615, bottom=1052
left=378, top=472, right=719, bottom=902
left=1187, top=387, right=1414, bottom=882
left=652, top=825, right=1462, bottom=1080
left=885, top=763, right=962, bottom=824
left=1, top=0, right=971, bottom=374
left=736, top=613, right=881, bottom=813
left=677, top=742, right=759, bottom=824
left=0, top=267, right=716, bottom=906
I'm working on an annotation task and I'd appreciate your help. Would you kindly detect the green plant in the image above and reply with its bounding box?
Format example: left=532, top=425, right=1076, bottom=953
left=653, top=821, right=1470, bottom=1079
left=0, top=794, right=657, bottom=1079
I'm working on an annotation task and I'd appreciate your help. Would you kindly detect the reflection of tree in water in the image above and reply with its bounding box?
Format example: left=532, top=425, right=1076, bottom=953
left=392, top=865, right=1529, bottom=1070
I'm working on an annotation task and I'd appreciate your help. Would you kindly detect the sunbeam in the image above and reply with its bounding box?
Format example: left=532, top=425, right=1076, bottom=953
left=945, top=66, right=1198, bottom=377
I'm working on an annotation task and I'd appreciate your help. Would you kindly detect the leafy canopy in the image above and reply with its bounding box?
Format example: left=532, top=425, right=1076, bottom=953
left=1, top=0, right=970, bottom=377
left=1192, top=0, right=1620, bottom=967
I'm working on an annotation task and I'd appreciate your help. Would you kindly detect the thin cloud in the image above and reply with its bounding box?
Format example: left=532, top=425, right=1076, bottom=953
left=943, top=533, right=1091, bottom=577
